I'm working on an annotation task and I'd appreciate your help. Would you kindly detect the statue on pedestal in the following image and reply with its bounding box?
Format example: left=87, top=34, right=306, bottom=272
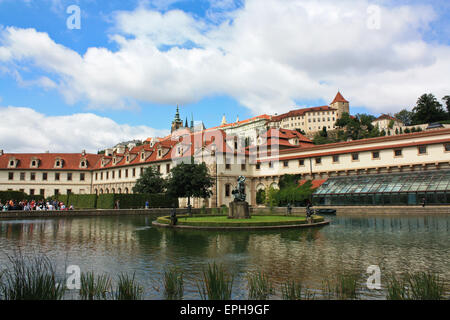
left=229, top=176, right=250, bottom=219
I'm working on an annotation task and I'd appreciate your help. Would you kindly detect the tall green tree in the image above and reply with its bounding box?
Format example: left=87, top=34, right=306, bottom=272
left=166, top=159, right=214, bottom=208
left=132, top=166, right=166, bottom=194
left=412, top=94, right=447, bottom=125
left=394, top=109, right=413, bottom=126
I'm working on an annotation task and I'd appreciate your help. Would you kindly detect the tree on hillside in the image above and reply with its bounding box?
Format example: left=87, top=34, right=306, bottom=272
left=132, top=166, right=166, bottom=194
left=394, top=109, right=413, bottom=126
left=412, top=94, right=447, bottom=125
left=356, top=113, right=376, bottom=131
left=165, top=159, right=214, bottom=208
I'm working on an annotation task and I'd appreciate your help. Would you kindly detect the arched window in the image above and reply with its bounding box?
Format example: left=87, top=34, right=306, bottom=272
left=125, top=188, right=129, bottom=194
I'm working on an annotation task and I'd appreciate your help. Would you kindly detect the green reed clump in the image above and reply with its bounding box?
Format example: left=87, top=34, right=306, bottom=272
left=163, top=267, right=184, bottom=300
left=385, top=273, right=408, bottom=300
left=386, top=271, right=445, bottom=300
left=198, top=262, right=233, bottom=300
left=407, top=272, right=445, bottom=300
left=0, top=254, right=66, bottom=300
left=321, top=272, right=359, bottom=300
left=114, top=273, right=144, bottom=300
left=247, top=271, right=273, bottom=300
left=80, top=272, right=112, bottom=300
left=335, top=273, right=359, bottom=300
left=281, top=279, right=315, bottom=300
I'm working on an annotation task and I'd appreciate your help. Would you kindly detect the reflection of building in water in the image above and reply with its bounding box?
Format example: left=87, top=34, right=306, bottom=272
left=0, top=218, right=140, bottom=255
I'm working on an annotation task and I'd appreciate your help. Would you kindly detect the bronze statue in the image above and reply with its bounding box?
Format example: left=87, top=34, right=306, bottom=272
left=232, top=176, right=246, bottom=202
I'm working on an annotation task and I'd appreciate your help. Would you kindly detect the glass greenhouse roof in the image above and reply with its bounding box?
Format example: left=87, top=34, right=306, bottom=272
left=314, top=170, right=450, bottom=195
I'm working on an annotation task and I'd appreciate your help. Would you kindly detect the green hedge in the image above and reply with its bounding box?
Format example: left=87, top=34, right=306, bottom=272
left=97, top=194, right=115, bottom=209
left=0, top=191, right=44, bottom=202
left=56, top=194, right=69, bottom=205
left=96, top=193, right=178, bottom=209
left=67, top=194, right=97, bottom=209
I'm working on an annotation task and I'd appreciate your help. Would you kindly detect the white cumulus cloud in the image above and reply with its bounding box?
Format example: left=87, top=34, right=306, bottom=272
left=0, top=106, right=169, bottom=153
left=0, top=0, right=449, bottom=115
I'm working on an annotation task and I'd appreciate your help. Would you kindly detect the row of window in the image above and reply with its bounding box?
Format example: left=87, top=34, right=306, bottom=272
left=255, top=144, right=447, bottom=170
left=95, top=164, right=172, bottom=181
left=283, top=111, right=336, bottom=122
left=8, top=172, right=85, bottom=182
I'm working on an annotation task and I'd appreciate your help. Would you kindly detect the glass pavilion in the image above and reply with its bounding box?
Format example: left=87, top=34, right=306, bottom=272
left=312, top=170, right=450, bottom=206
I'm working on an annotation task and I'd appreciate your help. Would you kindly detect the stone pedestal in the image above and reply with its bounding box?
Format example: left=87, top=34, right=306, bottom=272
left=228, top=201, right=250, bottom=219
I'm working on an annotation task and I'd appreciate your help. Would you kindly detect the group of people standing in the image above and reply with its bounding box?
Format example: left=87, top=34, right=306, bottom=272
left=0, top=199, right=73, bottom=211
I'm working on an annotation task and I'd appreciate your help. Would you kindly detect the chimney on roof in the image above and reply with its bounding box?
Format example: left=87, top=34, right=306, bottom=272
left=45, top=150, right=49, bottom=153
left=82, top=150, right=86, bottom=156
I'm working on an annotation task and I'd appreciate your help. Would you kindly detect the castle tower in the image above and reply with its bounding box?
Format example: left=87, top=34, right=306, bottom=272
left=330, top=91, right=350, bottom=117
left=171, top=105, right=184, bottom=133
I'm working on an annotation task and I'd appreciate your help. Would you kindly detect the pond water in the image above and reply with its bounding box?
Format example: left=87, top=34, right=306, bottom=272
left=0, top=214, right=448, bottom=299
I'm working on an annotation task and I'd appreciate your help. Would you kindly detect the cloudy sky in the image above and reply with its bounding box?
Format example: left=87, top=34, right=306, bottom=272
left=0, top=0, right=449, bottom=153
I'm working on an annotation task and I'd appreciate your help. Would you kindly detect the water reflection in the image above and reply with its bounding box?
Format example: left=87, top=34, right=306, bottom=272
left=0, top=215, right=448, bottom=299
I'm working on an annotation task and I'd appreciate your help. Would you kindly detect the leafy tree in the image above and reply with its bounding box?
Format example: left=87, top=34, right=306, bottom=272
left=404, top=128, right=411, bottom=134
left=394, top=109, right=413, bottom=126
left=356, top=113, right=376, bottom=131
left=256, top=189, right=266, bottom=205
left=265, top=187, right=279, bottom=208
left=313, top=134, right=331, bottom=145
left=166, top=159, right=214, bottom=208
left=321, top=126, right=328, bottom=137
left=412, top=94, right=447, bottom=125
left=132, top=166, right=166, bottom=194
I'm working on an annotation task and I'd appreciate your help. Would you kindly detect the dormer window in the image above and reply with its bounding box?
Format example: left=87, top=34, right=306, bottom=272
left=126, top=155, right=130, bottom=163
left=54, top=159, right=63, bottom=168
left=158, top=149, right=162, bottom=157
left=141, top=153, right=145, bottom=160
left=9, top=160, right=14, bottom=167
left=80, top=159, right=87, bottom=168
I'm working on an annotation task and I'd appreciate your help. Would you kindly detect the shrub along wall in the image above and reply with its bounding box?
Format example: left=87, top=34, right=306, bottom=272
left=96, top=193, right=178, bottom=209
left=0, top=191, right=44, bottom=202
left=66, top=194, right=97, bottom=209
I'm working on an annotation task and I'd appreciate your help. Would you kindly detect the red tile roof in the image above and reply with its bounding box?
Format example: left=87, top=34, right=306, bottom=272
left=374, top=114, right=401, bottom=122
left=271, top=105, right=336, bottom=122
left=0, top=153, right=102, bottom=170
left=331, top=91, right=349, bottom=104
left=299, top=179, right=328, bottom=189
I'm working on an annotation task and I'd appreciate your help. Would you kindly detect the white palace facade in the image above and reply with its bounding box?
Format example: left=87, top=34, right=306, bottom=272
left=2, top=97, right=450, bottom=208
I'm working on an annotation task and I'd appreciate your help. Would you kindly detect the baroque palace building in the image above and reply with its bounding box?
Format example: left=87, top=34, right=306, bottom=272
left=2, top=94, right=450, bottom=207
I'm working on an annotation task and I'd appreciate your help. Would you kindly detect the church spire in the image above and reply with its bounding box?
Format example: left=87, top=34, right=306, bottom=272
left=174, top=105, right=181, bottom=122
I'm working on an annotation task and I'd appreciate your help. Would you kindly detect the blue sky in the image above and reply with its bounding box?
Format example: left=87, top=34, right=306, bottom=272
left=0, top=0, right=449, bottom=152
